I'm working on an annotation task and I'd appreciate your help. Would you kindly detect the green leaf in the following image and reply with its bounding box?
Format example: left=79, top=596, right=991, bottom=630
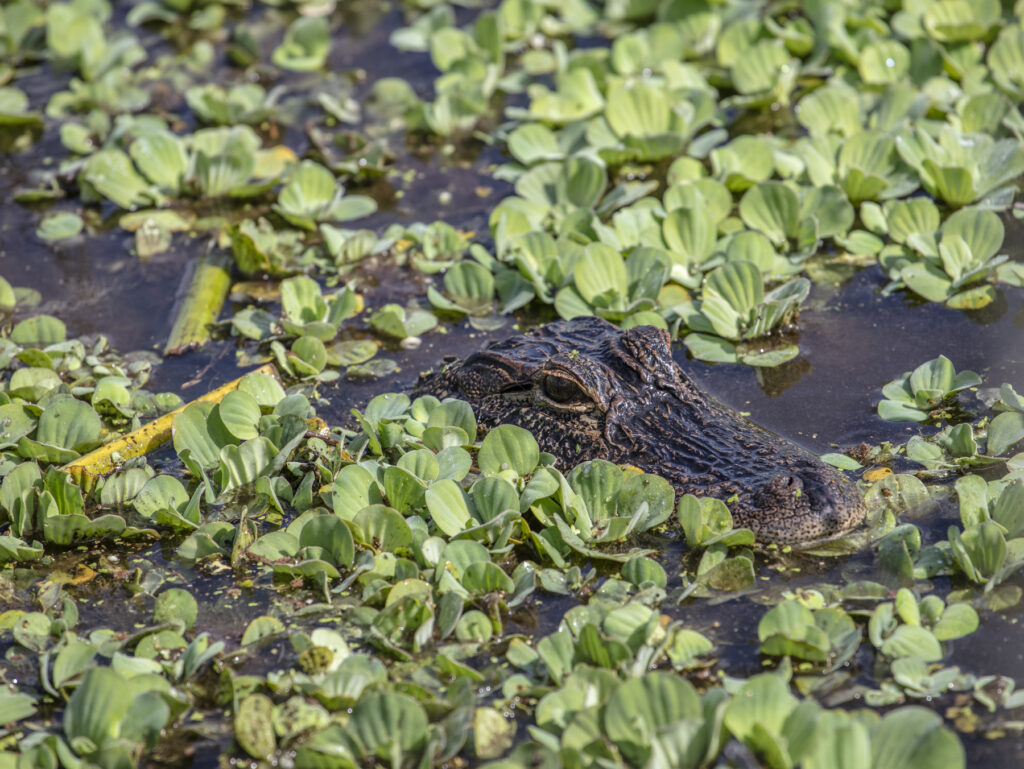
left=36, top=212, right=84, bottom=241
left=942, top=208, right=1004, bottom=266
left=988, top=25, right=1024, bottom=100
left=130, top=130, right=188, bottom=192
left=885, top=198, right=939, bottom=253
left=353, top=505, right=412, bottom=552
left=0, top=690, right=37, bottom=723
left=425, top=479, right=473, bottom=536
left=731, top=40, right=792, bottom=94
left=901, top=262, right=952, bottom=302
left=11, top=315, right=66, bottom=346
left=931, top=603, right=979, bottom=641
left=663, top=206, right=716, bottom=265
left=683, top=333, right=738, bottom=363
left=34, top=398, right=102, bottom=452
left=871, top=707, right=964, bottom=769
left=858, top=40, right=910, bottom=85
left=134, top=476, right=188, bottom=518
left=923, top=0, right=999, bottom=43
left=81, top=149, right=152, bottom=210
left=218, top=391, right=262, bottom=441
left=880, top=625, right=942, bottom=661
left=443, top=261, right=495, bottom=311
left=739, top=183, right=799, bottom=246
left=478, top=425, right=540, bottom=477
left=172, top=402, right=223, bottom=470
left=724, top=673, right=798, bottom=739
left=758, top=601, right=831, bottom=662
left=153, top=587, right=198, bottom=631
left=988, top=412, right=1024, bottom=456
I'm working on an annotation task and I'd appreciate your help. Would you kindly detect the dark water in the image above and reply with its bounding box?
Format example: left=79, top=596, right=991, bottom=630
left=2, top=2, right=1024, bottom=766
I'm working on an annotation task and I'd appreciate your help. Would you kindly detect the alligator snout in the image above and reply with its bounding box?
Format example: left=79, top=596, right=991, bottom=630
left=749, top=469, right=865, bottom=544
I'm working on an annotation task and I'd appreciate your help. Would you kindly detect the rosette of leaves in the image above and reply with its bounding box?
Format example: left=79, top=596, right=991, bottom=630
left=878, top=205, right=1010, bottom=309
left=57, top=667, right=172, bottom=769
left=278, top=276, right=361, bottom=340
left=551, top=242, right=671, bottom=326
left=794, top=82, right=864, bottom=140
left=492, top=156, right=606, bottom=234
left=735, top=182, right=821, bottom=261
left=0, top=86, right=43, bottom=150
left=273, top=160, right=377, bottom=231
left=876, top=355, right=981, bottom=423
left=708, top=135, right=780, bottom=192
left=368, top=303, right=438, bottom=342
left=229, top=218, right=306, bottom=277
left=797, top=130, right=920, bottom=205
left=44, top=1, right=143, bottom=82
left=403, top=12, right=502, bottom=135
left=524, top=66, right=605, bottom=125
left=185, top=82, right=278, bottom=126
left=727, top=38, right=799, bottom=106
left=1, top=463, right=131, bottom=544
left=905, top=422, right=1001, bottom=473
left=948, top=507, right=1024, bottom=595
left=556, top=458, right=675, bottom=549
left=233, top=276, right=365, bottom=380
left=920, top=0, right=1001, bottom=44
left=272, top=16, right=330, bottom=72
left=498, top=123, right=568, bottom=179
left=610, top=15, right=720, bottom=75
left=80, top=125, right=291, bottom=210
left=678, top=494, right=756, bottom=592
left=426, top=260, right=497, bottom=317
left=170, top=377, right=311, bottom=502
left=585, top=81, right=715, bottom=164
left=758, top=599, right=859, bottom=665
left=864, top=588, right=980, bottom=701
left=895, top=125, right=1024, bottom=208
left=492, top=153, right=657, bottom=247
left=127, top=0, right=243, bottom=31
left=43, top=1, right=150, bottom=116
left=675, top=260, right=811, bottom=366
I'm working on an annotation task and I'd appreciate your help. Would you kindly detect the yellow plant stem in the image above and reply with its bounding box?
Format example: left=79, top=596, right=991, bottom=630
left=62, top=363, right=280, bottom=490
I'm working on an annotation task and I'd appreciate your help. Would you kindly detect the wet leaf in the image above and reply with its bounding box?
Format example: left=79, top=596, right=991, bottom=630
left=478, top=424, right=539, bottom=477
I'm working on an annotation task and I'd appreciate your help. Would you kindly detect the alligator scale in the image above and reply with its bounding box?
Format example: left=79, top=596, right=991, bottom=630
left=416, top=317, right=865, bottom=544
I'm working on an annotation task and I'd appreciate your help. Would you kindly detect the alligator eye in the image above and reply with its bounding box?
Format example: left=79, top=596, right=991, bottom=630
left=542, top=375, right=586, bottom=404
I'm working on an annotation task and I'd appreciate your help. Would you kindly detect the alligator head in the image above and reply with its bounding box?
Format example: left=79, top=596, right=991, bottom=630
left=415, top=317, right=865, bottom=545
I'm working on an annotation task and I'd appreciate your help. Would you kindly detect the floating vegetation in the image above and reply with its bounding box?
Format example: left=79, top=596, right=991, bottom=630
left=3, top=0, right=1024, bottom=766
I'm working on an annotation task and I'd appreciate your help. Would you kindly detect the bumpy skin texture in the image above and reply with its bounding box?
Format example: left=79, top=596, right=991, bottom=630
left=415, top=317, right=865, bottom=545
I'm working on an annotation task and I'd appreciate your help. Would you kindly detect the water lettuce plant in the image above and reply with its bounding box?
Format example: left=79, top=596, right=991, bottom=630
left=877, top=355, right=982, bottom=423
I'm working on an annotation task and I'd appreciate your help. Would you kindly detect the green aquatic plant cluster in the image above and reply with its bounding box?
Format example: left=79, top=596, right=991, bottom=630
left=379, top=0, right=1024, bottom=363
left=4, top=0, right=1022, bottom=370
left=3, top=275, right=1024, bottom=766
left=2, top=337, right=1024, bottom=766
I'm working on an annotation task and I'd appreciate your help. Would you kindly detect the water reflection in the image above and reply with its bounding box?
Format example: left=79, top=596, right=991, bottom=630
left=754, top=356, right=812, bottom=398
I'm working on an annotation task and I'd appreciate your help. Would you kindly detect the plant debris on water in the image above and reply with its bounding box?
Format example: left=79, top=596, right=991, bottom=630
left=2, top=0, right=1024, bottom=767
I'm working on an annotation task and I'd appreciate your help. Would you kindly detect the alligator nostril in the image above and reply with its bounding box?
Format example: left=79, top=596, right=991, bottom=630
left=769, top=474, right=803, bottom=493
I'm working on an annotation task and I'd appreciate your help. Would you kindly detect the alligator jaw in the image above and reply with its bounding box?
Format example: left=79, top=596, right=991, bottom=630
left=612, top=387, right=867, bottom=545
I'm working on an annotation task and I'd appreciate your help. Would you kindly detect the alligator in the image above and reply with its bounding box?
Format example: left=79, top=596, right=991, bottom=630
left=415, top=317, right=865, bottom=544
